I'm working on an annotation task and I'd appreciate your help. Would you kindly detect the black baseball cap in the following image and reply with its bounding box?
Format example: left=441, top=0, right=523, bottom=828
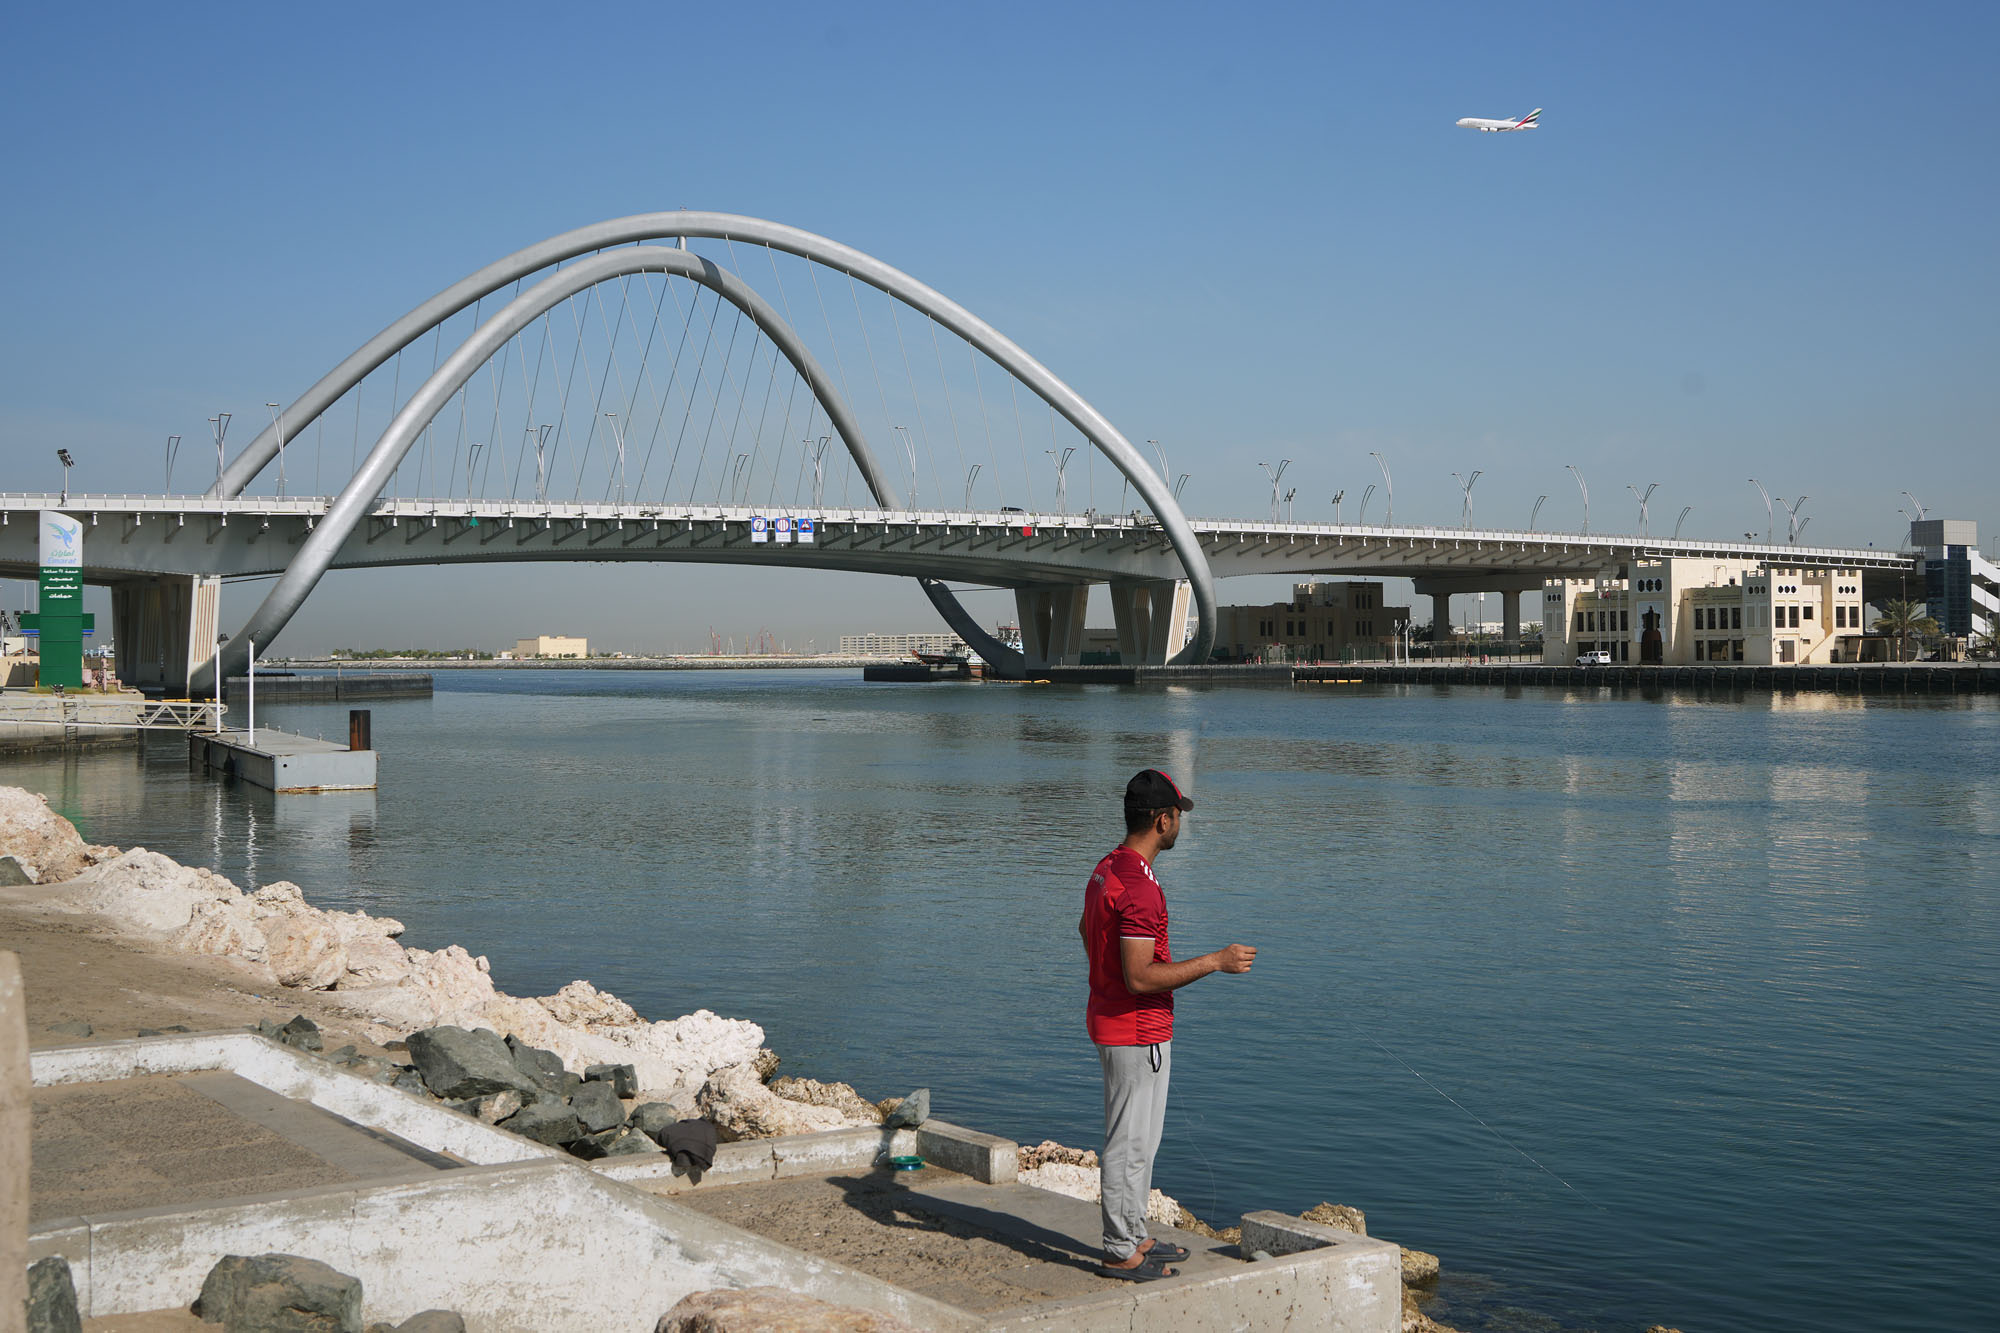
left=1125, top=768, right=1193, bottom=813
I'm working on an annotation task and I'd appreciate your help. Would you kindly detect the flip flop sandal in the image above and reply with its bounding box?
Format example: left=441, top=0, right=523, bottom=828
left=1144, top=1240, right=1191, bottom=1262
left=1098, top=1252, right=1179, bottom=1282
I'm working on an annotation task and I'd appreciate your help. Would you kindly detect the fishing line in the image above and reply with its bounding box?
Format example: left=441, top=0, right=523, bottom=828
left=1361, top=1032, right=1609, bottom=1212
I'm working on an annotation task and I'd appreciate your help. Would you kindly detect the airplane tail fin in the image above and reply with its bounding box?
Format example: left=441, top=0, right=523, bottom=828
left=1519, top=108, right=1542, bottom=126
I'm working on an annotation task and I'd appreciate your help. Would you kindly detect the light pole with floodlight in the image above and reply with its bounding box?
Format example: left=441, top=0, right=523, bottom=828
left=1258, top=459, right=1290, bottom=522
left=1370, top=451, right=1392, bottom=523
left=210, top=413, right=232, bottom=490
left=1628, top=482, right=1658, bottom=536
left=602, top=411, right=627, bottom=504
left=165, top=435, right=181, bottom=495
left=1566, top=464, right=1589, bottom=535
left=266, top=403, right=287, bottom=497
left=1452, top=469, right=1482, bottom=528
left=56, top=449, right=74, bottom=504
left=1749, top=479, right=1773, bottom=542
left=1047, top=446, right=1076, bottom=513
left=1529, top=494, right=1547, bottom=532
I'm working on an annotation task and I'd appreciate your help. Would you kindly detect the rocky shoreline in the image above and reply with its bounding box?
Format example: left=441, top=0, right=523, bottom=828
left=5, top=783, right=1482, bottom=1332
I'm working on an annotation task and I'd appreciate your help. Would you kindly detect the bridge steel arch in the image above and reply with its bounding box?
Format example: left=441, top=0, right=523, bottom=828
left=211, top=212, right=1217, bottom=670
left=195, top=247, right=948, bottom=691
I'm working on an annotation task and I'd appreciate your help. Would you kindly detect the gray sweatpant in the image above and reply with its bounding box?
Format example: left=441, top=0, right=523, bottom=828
left=1097, top=1040, right=1171, bottom=1260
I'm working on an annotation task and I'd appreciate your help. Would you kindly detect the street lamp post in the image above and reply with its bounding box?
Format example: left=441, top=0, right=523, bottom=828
left=1331, top=489, right=1344, bottom=524
left=1283, top=486, right=1297, bottom=522
left=1047, top=446, right=1076, bottom=513
left=1258, top=459, right=1290, bottom=522
left=1628, top=482, right=1658, bottom=537
left=1529, top=494, right=1547, bottom=532
left=1173, top=472, right=1190, bottom=502
left=1777, top=495, right=1810, bottom=542
left=535, top=424, right=553, bottom=503
left=1452, top=470, right=1482, bottom=528
left=1673, top=505, right=1693, bottom=539
left=1749, top=479, right=1774, bottom=542
left=56, top=449, right=74, bottom=504
left=602, top=412, right=627, bottom=505
left=1566, top=464, right=1589, bottom=535
left=210, top=413, right=232, bottom=490
left=165, top=435, right=181, bottom=495
left=1370, top=452, right=1393, bottom=523
left=1358, top=483, right=1376, bottom=525
left=1147, top=439, right=1169, bottom=484
left=266, top=403, right=287, bottom=497
left=466, top=442, right=484, bottom=499
left=806, top=435, right=831, bottom=507
left=963, top=463, right=982, bottom=510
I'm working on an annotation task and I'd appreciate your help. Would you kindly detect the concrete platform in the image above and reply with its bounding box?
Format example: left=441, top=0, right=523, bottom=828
left=31, top=1071, right=456, bottom=1224
left=189, top=728, right=377, bottom=792
left=29, top=1033, right=1400, bottom=1331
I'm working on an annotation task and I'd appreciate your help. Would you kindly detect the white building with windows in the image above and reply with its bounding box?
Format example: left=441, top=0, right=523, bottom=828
left=1542, top=558, right=1872, bottom=665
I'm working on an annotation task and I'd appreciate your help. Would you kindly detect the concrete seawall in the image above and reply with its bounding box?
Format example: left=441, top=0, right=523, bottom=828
left=224, top=672, right=432, bottom=701
left=1022, top=662, right=2000, bottom=694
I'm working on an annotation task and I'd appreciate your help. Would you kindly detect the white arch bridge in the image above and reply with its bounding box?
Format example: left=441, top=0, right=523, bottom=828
left=0, top=212, right=1913, bottom=689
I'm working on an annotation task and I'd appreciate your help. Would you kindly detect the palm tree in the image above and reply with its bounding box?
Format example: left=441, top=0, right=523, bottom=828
left=1873, top=599, right=1940, bottom=661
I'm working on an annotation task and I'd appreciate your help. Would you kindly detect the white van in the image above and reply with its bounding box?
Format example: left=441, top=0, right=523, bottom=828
left=1576, top=650, right=1613, bottom=666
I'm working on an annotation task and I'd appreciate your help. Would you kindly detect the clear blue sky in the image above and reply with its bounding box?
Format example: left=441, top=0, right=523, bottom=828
left=4, top=2, right=1993, bottom=650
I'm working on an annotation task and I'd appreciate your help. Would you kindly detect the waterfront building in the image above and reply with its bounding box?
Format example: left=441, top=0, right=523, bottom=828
left=1541, top=559, right=1872, bottom=665
left=838, top=631, right=970, bottom=656
left=515, top=635, right=588, bottom=658
left=1214, top=580, right=1410, bottom=662
left=1911, top=519, right=1998, bottom=644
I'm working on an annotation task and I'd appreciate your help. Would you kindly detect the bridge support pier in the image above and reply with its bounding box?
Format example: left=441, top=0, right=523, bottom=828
left=110, top=575, right=220, bottom=698
left=1108, top=579, right=1192, bottom=666
left=1429, top=589, right=1453, bottom=643
left=1015, top=585, right=1090, bottom=671
left=1502, top=589, right=1522, bottom=645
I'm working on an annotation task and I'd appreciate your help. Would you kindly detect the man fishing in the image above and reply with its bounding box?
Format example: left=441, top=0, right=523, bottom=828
left=1080, top=768, right=1257, bottom=1280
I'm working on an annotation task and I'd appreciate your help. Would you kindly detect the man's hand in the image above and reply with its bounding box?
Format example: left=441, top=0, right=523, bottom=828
left=1214, top=943, right=1257, bottom=974
left=1120, top=938, right=1261, bottom=995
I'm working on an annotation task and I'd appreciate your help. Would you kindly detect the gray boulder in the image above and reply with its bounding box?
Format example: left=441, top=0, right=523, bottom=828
left=277, top=1014, right=323, bottom=1052
left=499, top=1097, right=587, bottom=1146
left=195, top=1253, right=362, bottom=1332
left=883, top=1088, right=930, bottom=1128
left=628, top=1101, right=686, bottom=1145
left=0, top=853, right=37, bottom=885
left=405, top=1026, right=540, bottom=1100
left=568, top=1079, right=627, bottom=1133
left=26, top=1256, right=82, bottom=1333
left=584, top=1062, right=638, bottom=1098
left=505, top=1034, right=568, bottom=1093
left=390, top=1068, right=428, bottom=1096
left=570, top=1124, right=655, bottom=1159
left=364, top=1313, right=466, bottom=1333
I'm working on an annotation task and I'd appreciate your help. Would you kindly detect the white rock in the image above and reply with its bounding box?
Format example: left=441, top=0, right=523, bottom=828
left=698, top=1062, right=859, bottom=1138
left=175, top=897, right=270, bottom=964
left=1019, top=1162, right=1182, bottom=1226
left=262, top=914, right=348, bottom=989
left=328, top=910, right=409, bottom=985
left=0, top=786, right=96, bottom=883
left=538, top=979, right=640, bottom=1029
left=69, top=849, right=216, bottom=934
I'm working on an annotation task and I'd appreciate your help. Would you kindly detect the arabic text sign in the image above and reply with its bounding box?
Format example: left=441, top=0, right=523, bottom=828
left=40, top=510, right=82, bottom=569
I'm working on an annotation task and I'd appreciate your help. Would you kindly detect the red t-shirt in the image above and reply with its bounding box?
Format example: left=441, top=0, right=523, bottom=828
left=1081, top=846, right=1173, bottom=1045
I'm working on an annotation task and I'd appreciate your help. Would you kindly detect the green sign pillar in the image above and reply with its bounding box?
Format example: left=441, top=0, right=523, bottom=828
left=36, top=510, right=85, bottom=689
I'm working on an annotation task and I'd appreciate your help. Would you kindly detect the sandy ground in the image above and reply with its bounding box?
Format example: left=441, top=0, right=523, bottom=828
left=0, top=883, right=395, bottom=1054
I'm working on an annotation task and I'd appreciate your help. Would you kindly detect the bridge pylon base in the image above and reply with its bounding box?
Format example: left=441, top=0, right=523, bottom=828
left=110, top=575, right=220, bottom=698
left=1015, top=585, right=1091, bottom=671
left=1109, top=579, right=1192, bottom=666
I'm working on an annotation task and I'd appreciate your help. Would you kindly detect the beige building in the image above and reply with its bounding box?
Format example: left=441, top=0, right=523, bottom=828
left=1216, top=581, right=1409, bottom=662
left=1542, top=558, right=1872, bottom=665
left=515, top=635, right=588, bottom=659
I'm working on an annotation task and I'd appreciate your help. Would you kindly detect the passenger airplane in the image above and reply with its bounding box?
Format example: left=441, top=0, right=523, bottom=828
left=1456, top=108, right=1541, bottom=132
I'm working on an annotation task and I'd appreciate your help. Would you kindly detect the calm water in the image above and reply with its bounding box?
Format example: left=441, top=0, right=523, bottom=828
left=10, top=671, right=1999, bottom=1332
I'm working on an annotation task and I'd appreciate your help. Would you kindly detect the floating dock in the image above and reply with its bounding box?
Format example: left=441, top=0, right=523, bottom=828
left=189, top=727, right=377, bottom=792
